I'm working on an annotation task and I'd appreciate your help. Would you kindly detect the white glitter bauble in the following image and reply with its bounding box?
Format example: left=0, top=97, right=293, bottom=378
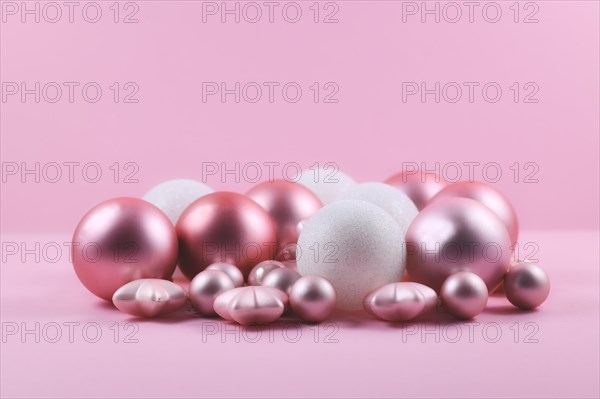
left=143, top=179, right=213, bottom=225
left=338, top=182, right=419, bottom=236
left=297, top=200, right=405, bottom=310
left=297, top=167, right=355, bottom=205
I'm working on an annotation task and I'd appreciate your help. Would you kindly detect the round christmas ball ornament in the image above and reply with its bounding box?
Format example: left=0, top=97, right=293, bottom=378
left=189, top=270, right=235, bottom=316
left=247, top=179, right=322, bottom=250
left=261, top=267, right=302, bottom=295
left=337, top=182, right=419, bottom=235
left=503, top=262, right=550, bottom=310
left=112, top=279, right=187, bottom=318
left=385, top=170, right=447, bottom=210
left=430, top=181, right=519, bottom=245
left=297, top=167, right=356, bottom=205
left=72, top=197, right=178, bottom=301
left=143, top=179, right=213, bottom=225
left=441, top=272, right=488, bottom=319
left=176, top=192, right=277, bottom=279
left=289, top=275, right=336, bottom=322
left=206, top=262, right=244, bottom=288
left=406, top=197, right=511, bottom=293
left=248, top=260, right=286, bottom=286
left=297, top=200, right=405, bottom=310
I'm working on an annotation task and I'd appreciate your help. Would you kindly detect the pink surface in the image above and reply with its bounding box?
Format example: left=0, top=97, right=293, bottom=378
left=1, top=1, right=599, bottom=232
left=1, top=230, right=599, bottom=398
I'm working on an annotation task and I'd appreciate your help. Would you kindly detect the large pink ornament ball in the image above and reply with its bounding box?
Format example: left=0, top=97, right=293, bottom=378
left=430, top=181, right=519, bottom=245
left=176, top=192, right=277, bottom=280
left=504, top=262, right=550, bottom=310
left=406, top=197, right=512, bottom=293
left=441, top=272, right=488, bottom=319
left=247, top=179, right=322, bottom=251
left=72, top=197, right=178, bottom=301
left=385, top=170, right=447, bottom=210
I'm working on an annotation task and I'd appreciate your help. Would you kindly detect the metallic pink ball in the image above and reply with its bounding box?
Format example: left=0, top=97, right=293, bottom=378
left=504, top=262, right=550, bottom=310
left=247, top=180, right=322, bottom=251
left=206, top=262, right=244, bottom=288
left=385, top=170, right=447, bottom=210
left=72, top=197, right=178, bottom=301
left=189, top=270, right=235, bottom=315
left=430, top=181, right=519, bottom=245
left=248, top=260, right=286, bottom=286
left=176, top=192, right=277, bottom=280
left=406, top=197, right=512, bottom=293
left=261, top=267, right=301, bottom=295
left=289, top=275, right=336, bottom=322
left=441, top=272, right=488, bottom=319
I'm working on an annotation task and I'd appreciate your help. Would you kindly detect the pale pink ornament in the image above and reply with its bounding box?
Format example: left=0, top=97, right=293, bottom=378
left=247, top=260, right=286, bottom=286
left=504, top=262, right=550, bottom=310
left=406, top=197, right=511, bottom=293
left=214, top=287, right=288, bottom=321
left=72, top=197, right=178, bottom=301
left=289, top=275, right=336, bottom=322
left=189, top=270, right=235, bottom=315
left=206, top=262, right=244, bottom=288
left=441, top=272, right=488, bottom=319
left=261, top=267, right=301, bottom=295
left=227, top=286, right=286, bottom=325
left=430, top=180, right=519, bottom=245
left=385, top=170, right=447, bottom=210
left=363, top=282, right=437, bottom=321
left=112, top=279, right=187, bottom=318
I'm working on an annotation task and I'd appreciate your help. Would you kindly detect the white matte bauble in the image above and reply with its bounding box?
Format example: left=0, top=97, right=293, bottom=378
left=143, top=179, right=213, bottom=224
left=337, top=182, right=419, bottom=235
left=297, top=167, right=356, bottom=205
left=297, top=200, right=405, bottom=310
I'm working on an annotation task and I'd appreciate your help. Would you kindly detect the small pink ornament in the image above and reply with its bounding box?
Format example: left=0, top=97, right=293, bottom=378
left=214, top=287, right=288, bottom=321
left=363, top=282, right=436, bottom=321
left=72, top=197, right=178, bottom=301
left=441, top=272, right=488, bottom=319
left=247, top=260, right=286, bottom=286
left=385, top=170, right=447, bottom=210
left=406, top=197, right=511, bottom=293
left=112, top=279, right=187, bottom=318
left=504, top=262, right=550, bottom=310
left=189, top=270, right=235, bottom=315
left=430, top=181, right=519, bottom=245
left=247, top=180, right=322, bottom=251
left=227, top=286, right=286, bottom=325
left=177, top=192, right=277, bottom=280
left=289, top=275, right=336, bottom=322
left=261, top=267, right=301, bottom=295
left=206, top=262, right=244, bottom=288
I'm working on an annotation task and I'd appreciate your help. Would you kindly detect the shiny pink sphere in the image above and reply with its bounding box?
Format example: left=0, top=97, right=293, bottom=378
left=430, top=181, right=519, bottom=245
left=176, top=192, right=277, bottom=280
left=385, top=171, right=447, bottom=210
left=406, top=197, right=512, bottom=293
left=72, top=197, right=178, bottom=301
left=441, top=272, right=488, bottom=319
left=247, top=180, right=322, bottom=251
left=504, top=262, right=550, bottom=310
left=289, top=275, right=336, bottom=322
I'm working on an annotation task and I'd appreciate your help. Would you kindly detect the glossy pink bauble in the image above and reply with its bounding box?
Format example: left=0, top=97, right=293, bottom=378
left=289, top=275, right=336, bottom=322
left=441, top=272, right=488, bottom=319
left=247, top=260, right=286, bottom=286
left=176, top=192, right=277, bottom=280
left=247, top=180, right=322, bottom=251
left=261, top=267, right=301, bottom=295
left=504, top=262, right=550, bottom=310
left=206, top=262, right=244, bottom=288
left=189, top=270, right=235, bottom=316
left=385, top=171, right=447, bottom=210
left=112, top=279, right=187, bottom=318
left=227, top=286, right=286, bottom=325
left=214, top=286, right=288, bottom=321
left=430, top=181, right=519, bottom=244
left=363, top=282, right=437, bottom=321
left=406, top=197, right=511, bottom=293
left=72, top=197, right=178, bottom=301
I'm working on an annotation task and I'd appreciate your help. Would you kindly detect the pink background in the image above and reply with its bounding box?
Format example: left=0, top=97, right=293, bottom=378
left=1, top=0, right=599, bottom=233
left=1, top=1, right=599, bottom=398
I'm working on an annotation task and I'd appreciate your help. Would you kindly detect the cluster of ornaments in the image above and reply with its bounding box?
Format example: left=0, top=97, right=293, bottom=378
left=72, top=167, right=550, bottom=324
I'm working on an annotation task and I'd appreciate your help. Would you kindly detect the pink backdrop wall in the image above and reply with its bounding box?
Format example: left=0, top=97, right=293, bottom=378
left=1, top=1, right=599, bottom=233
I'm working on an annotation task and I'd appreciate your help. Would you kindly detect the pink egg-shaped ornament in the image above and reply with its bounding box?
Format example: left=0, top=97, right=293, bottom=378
left=214, top=286, right=288, bottom=321
left=261, top=267, right=302, bottom=295
left=189, top=270, right=235, bottom=315
left=112, top=279, right=187, bottom=318
left=441, top=272, right=488, bottom=319
left=430, top=181, right=519, bottom=245
left=247, top=180, right=322, bottom=251
left=289, top=275, right=336, bottom=322
left=72, top=197, right=178, bottom=301
left=364, top=283, right=432, bottom=321
left=247, top=260, right=286, bottom=286
left=176, top=192, right=277, bottom=280
left=402, top=282, right=438, bottom=313
left=504, top=262, right=550, bottom=310
left=385, top=170, right=447, bottom=210
left=227, top=286, right=286, bottom=325
left=206, top=262, right=244, bottom=288
left=406, top=197, right=511, bottom=293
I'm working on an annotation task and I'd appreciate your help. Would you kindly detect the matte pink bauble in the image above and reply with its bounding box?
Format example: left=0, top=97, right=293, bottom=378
left=72, top=197, right=178, bottom=301
left=385, top=171, right=447, bottom=210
